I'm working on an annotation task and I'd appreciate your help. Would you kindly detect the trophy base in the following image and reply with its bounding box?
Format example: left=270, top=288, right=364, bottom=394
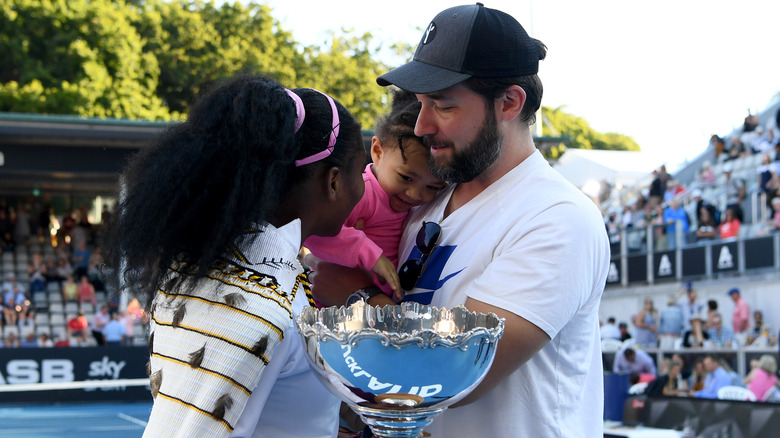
left=352, top=403, right=445, bottom=438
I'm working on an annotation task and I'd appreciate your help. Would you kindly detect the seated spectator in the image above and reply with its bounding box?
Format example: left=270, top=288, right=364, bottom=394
left=719, top=358, right=743, bottom=386
left=55, top=256, right=74, bottom=283
left=619, top=322, right=632, bottom=342
left=71, top=240, right=91, bottom=279
left=689, top=358, right=706, bottom=392
left=693, top=189, right=719, bottom=224
left=718, top=206, right=741, bottom=239
left=38, top=333, right=54, bottom=348
left=66, top=311, right=89, bottom=346
left=77, top=275, right=96, bottom=307
left=28, top=252, right=47, bottom=294
left=2, top=273, right=25, bottom=299
left=700, top=161, right=715, bottom=188
left=691, top=354, right=731, bottom=399
left=601, top=316, right=621, bottom=340
left=20, top=332, right=38, bottom=348
left=4, top=332, right=20, bottom=348
left=62, top=275, right=78, bottom=302
left=12, top=285, right=34, bottom=328
left=746, top=310, right=775, bottom=347
left=663, top=179, right=685, bottom=205
left=707, top=312, right=737, bottom=349
left=613, top=347, right=657, bottom=375
left=695, top=206, right=718, bottom=242
left=87, top=247, right=105, bottom=291
left=683, top=313, right=710, bottom=348
left=43, top=256, right=61, bottom=285
left=645, top=360, right=688, bottom=397
left=747, top=355, right=778, bottom=401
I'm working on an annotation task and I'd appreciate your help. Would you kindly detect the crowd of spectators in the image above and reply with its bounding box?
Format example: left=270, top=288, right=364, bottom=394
left=604, top=281, right=780, bottom=403
left=0, top=200, right=148, bottom=348
left=605, top=113, right=780, bottom=252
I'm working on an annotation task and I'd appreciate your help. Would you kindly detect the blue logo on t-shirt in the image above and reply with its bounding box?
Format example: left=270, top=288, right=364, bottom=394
left=402, top=244, right=462, bottom=305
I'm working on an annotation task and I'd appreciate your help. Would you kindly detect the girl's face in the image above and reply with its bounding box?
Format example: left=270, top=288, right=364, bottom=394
left=371, top=137, right=447, bottom=213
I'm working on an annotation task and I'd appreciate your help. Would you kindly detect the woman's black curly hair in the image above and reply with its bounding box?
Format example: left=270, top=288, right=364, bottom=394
left=101, top=73, right=363, bottom=305
left=373, top=87, right=424, bottom=164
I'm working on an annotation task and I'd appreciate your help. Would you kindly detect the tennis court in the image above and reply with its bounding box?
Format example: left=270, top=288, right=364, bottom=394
left=0, top=400, right=152, bottom=438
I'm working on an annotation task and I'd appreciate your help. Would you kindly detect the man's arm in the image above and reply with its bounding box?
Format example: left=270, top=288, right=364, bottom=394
left=452, top=297, right=550, bottom=407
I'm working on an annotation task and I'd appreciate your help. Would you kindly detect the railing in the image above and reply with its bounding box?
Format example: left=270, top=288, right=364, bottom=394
left=606, top=220, right=780, bottom=287
left=603, top=346, right=778, bottom=377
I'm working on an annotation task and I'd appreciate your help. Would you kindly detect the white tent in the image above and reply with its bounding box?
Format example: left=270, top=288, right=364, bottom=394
left=553, top=149, right=668, bottom=190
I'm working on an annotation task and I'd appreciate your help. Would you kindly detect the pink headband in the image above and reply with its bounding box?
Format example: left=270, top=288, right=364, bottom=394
left=286, top=88, right=340, bottom=167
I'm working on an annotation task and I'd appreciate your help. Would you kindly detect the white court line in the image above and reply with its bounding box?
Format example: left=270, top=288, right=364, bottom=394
left=118, top=412, right=148, bottom=428
left=0, top=378, right=149, bottom=392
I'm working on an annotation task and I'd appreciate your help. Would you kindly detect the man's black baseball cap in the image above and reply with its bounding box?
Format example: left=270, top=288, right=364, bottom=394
left=377, top=3, right=542, bottom=94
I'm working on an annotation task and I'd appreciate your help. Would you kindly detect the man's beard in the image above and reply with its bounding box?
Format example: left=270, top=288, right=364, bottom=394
left=426, top=105, right=502, bottom=184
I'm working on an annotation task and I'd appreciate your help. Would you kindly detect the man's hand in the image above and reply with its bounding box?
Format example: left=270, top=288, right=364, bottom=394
left=372, top=255, right=403, bottom=302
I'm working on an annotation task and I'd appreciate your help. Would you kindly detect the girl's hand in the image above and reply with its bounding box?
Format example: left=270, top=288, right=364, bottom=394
left=372, top=255, right=403, bottom=302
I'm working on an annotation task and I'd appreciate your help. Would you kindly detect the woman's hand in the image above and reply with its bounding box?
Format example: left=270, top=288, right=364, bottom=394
left=305, top=253, right=374, bottom=307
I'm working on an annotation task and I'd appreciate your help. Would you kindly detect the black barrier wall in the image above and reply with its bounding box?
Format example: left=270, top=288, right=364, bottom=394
left=625, top=396, right=780, bottom=438
left=607, top=228, right=780, bottom=286
left=0, top=346, right=149, bottom=403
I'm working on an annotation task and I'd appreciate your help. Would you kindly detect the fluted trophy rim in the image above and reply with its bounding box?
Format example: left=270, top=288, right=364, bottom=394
left=297, top=301, right=504, bottom=349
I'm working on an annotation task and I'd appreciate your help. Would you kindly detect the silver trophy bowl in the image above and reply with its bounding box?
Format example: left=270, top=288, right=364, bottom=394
left=296, top=301, right=505, bottom=438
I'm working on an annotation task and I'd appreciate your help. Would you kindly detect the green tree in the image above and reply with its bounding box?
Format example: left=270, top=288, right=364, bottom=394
left=0, top=0, right=168, bottom=119
left=541, top=106, right=640, bottom=159
left=296, top=32, right=390, bottom=129
left=130, top=0, right=302, bottom=116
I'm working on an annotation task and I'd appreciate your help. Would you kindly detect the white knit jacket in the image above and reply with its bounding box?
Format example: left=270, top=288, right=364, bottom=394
left=143, top=222, right=311, bottom=437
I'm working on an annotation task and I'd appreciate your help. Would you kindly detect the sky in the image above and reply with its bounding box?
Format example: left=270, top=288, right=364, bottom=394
left=258, top=0, right=780, bottom=169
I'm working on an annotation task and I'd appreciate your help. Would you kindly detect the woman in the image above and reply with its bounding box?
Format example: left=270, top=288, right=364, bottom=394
left=695, top=206, right=717, bottom=242
left=689, top=358, right=706, bottom=392
left=658, top=360, right=687, bottom=397
left=718, top=206, right=741, bottom=239
left=103, top=74, right=366, bottom=437
left=747, top=354, right=778, bottom=401
left=633, top=298, right=658, bottom=348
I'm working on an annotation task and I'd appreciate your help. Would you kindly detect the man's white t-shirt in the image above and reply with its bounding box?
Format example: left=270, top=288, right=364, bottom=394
left=398, top=151, right=610, bottom=437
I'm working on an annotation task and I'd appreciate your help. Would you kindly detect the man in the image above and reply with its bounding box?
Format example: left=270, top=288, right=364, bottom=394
left=619, top=322, right=632, bottom=342
left=677, top=283, right=705, bottom=335
left=364, top=4, right=609, bottom=437
left=729, top=287, right=751, bottom=340
left=663, top=198, right=689, bottom=249
left=723, top=163, right=745, bottom=222
left=692, top=354, right=732, bottom=398
left=613, top=347, right=657, bottom=375
left=102, top=312, right=126, bottom=346
left=707, top=312, right=736, bottom=348
left=658, top=294, right=684, bottom=350
left=601, top=316, right=621, bottom=340
left=747, top=310, right=773, bottom=346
